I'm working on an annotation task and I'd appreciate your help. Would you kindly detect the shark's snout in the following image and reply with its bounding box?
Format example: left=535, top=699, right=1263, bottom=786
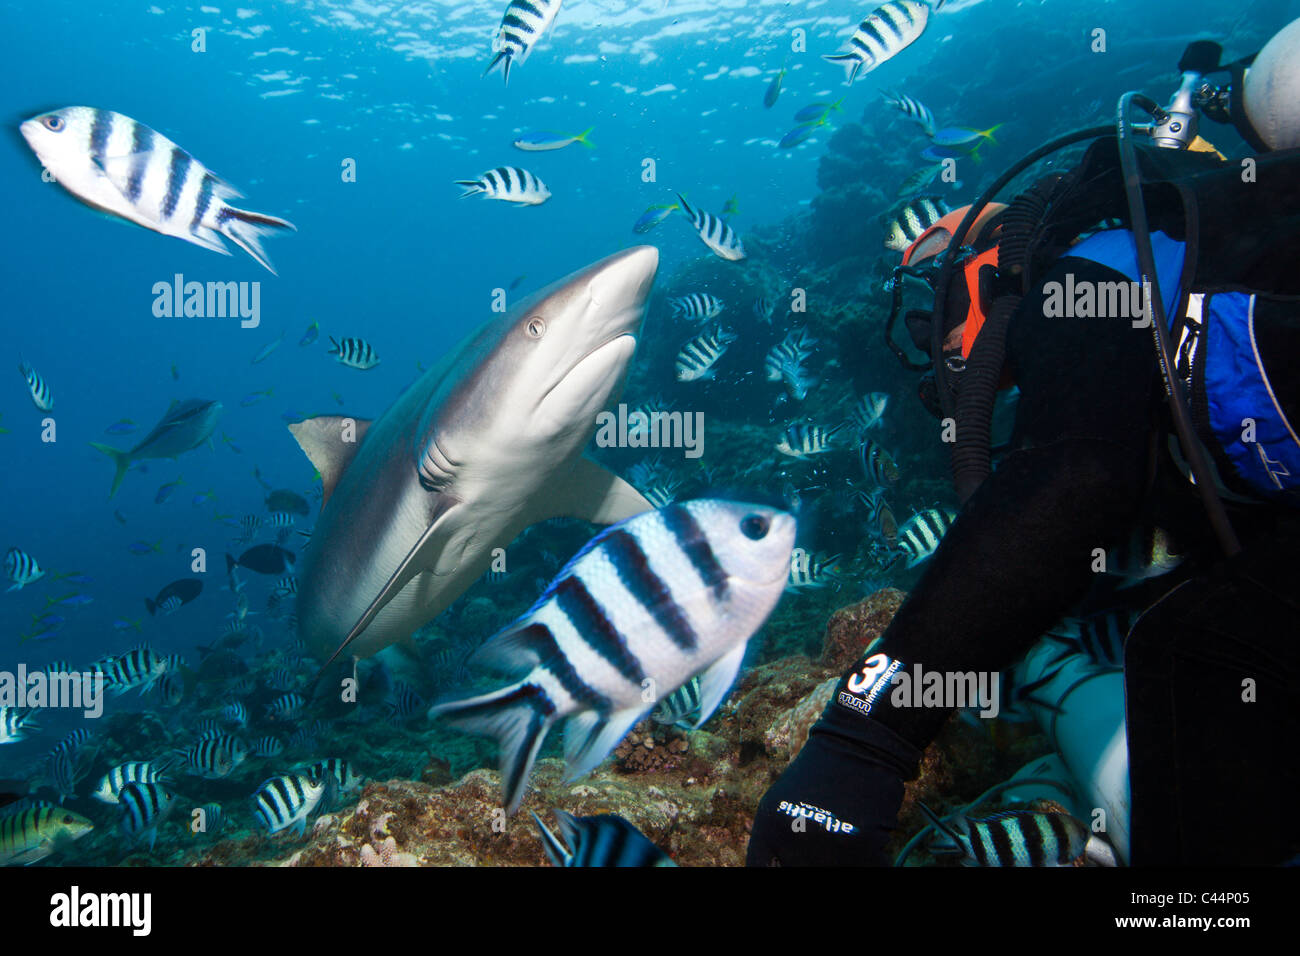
left=587, top=245, right=658, bottom=319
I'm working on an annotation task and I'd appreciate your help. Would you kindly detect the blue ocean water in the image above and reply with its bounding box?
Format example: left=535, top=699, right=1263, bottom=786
left=1, top=0, right=1297, bottom=865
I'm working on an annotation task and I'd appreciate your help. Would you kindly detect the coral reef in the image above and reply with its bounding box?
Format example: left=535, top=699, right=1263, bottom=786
left=183, top=589, right=1048, bottom=866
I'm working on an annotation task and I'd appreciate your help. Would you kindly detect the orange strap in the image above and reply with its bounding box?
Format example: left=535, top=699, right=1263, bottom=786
left=960, top=246, right=1000, bottom=359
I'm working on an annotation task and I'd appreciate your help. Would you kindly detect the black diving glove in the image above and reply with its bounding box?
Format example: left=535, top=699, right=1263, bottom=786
left=747, top=674, right=922, bottom=867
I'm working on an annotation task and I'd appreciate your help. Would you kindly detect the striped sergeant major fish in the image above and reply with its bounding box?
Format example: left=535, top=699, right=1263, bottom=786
left=221, top=701, right=249, bottom=727
left=858, top=488, right=899, bottom=546
left=4, top=547, right=45, bottom=591
left=651, top=676, right=702, bottom=728
left=17, top=360, right=53, bottom=412
left=253, top=771, right=329, bottom=836
left=753, top=295, right=776, bottom=324
left=861, top=438, right=900, bottom=485
left=327, top=337, right=380, bottom=370
left=675, top=326, right=737, bottom=382
left=155, top=671, right=184, bottom=706
left=249, top=736, right=285, bottom=758
left=880, top=89, right=936, bottom=136
left=1105, top=524, right=1183, bottom=587
left=266, top=692, right=306, bottom=721
left=429, top=499, right=796, bottom=813
left=266, top=512, right=297, bottom=531
left=764, top=328, right=817, bottom=381
left=776, top=422, right=844, bottom=458
left=777, top=359, right=816, bottom=402
left=236, top=514, right=261, bottom=544
left=919, top=803, right=1092, bottom=867
left=896, top=162, right=948, bottom=199
left=0, top=805, right=93, bottom=866
left=92, top=762, right=168, bottom=805
left=669, top=293, right=724, bottom=322
left=532, top=810, right=676, bottom=867
left=897, top=508, right=957, bottom=568
left=885, top=196, right=950, bottom=252
left=641, top=481, right=679, bottom=510
left=0, top=707, right=40, bottom=745
left=823, top=1, right=933, bottom=86
left=787, top=549, right=842, bottom=591
left=178, top=733, right=247, bottom=779
left=273, top=575, right=299, bottom=597
left=304, top=757, right=363, bottom=797
left=675, top=193, right=745, bottom=261
left=20, top=107, right=296, bottom=274
left=484, top=0, right=564, bottom=86
left=50, top=729, right=93, bottom=759
left=103, top=647, right=170, bottom=695
left=197, top=802, right=224, bottom=835
left=47, top=747, right=90, bottom=802
left=851, top=392, right=890, bottom=433
left=455, top=166, right=550, bottom=205
left=118, top=781, right=176, bottom=850
left=267, top=668, right=297, bottom=692
left=386, top=682, right=425, bottom=721
left=1042, top=608, right=1141, bottom=671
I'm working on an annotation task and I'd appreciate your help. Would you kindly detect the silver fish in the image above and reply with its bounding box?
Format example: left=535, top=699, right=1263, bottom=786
left=20, top=107, right=295, bottom=273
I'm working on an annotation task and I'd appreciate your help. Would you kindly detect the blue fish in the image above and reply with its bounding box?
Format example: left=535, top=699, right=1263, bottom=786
left=763, top=64, right=786, bottom=109
left=298, top=321, right=319, bottom=347
left=632, top=203, right=678, bottom=235
left=104, top=419, right=137, bottom=435
left=155, top=476, right=184, bottom=504
left=930, top=123, right=1002, bottom=147
left=512, top=128, right=594, bottom=151
left=779, top=122, right=825, bottom=149
left=55, top=593, right=93, bottom=608
left=792, top=98, right=844, bottom=124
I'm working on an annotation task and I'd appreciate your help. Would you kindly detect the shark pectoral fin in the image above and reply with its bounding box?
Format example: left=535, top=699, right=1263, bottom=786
left=692, top=644, right=747, bottom=728
left=286, top=416, right=373, bottom=506
left=534, top=457, right=654, bottom=525
left=321, top=495, right=460, bottom=668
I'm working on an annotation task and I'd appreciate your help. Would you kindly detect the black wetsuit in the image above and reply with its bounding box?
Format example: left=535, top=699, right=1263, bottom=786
left=747, top=254, right=1300, bottom=866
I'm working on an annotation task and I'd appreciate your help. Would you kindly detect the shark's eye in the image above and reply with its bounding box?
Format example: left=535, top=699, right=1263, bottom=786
left=525, top=316, right=546, bottom=339
left=740, top=514, right=770, bottom=540
left=42, top=115, right=65, bottom=132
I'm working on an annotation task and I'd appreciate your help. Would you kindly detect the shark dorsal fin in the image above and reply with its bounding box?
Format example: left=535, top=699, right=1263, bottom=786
left=287, top=416, right=373, bottom=507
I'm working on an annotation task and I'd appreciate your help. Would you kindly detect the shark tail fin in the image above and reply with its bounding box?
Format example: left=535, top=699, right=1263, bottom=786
left=218, top=207, right=296, bottom=276
left=428, top=681, right=555, bottom=815
left=90, top=442, right=131, bottom=498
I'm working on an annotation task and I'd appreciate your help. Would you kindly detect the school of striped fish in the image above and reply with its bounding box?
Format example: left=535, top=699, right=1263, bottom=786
left=2, top=0, right=1185, bottom=869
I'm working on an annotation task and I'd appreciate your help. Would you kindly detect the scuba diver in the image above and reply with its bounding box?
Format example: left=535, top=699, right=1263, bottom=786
left=748, top=20, right=1300, bottom=867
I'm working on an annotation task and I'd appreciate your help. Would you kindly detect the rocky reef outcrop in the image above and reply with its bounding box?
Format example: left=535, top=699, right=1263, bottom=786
left=186, top=588, right=1046, bottom=866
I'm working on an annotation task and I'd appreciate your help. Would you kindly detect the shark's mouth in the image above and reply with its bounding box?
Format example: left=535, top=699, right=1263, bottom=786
left=537, top=332, right=637, bottom=427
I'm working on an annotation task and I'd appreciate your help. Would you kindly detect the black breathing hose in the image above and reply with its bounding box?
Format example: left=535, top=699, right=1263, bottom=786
left=932, top=126, right=1112, bottom=501
left=929, top=125, right=1114, bottom=436
left=1115, top=91, right=1242, bottom=557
